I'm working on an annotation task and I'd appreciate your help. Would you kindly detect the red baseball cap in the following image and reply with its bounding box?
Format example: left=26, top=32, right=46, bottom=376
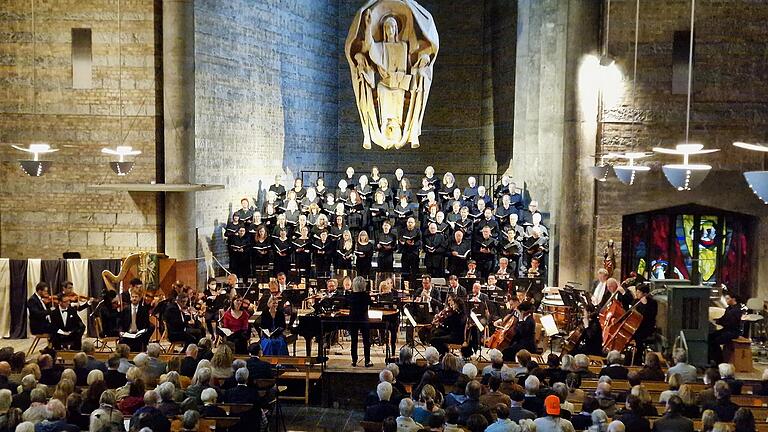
left=545, top=394, right=561, bottom=416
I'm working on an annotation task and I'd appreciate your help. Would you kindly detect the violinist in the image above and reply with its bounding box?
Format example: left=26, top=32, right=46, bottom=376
left=220, top=296, right=252, bottom=354
left=501, top=301, right=535, bottom=361
left=203, top=278, right=227, bottom=338
left=27, top=282, right=52, bottom=335
left=119, top=289, right=154, bottom=352
left=163, top=294, right=204, bottom=349
left=259, top=295, right=289, bottom=356
left=97, top=290, right=121, bottom=337
left=49, top=294, right=86, bottom=351
left=415, top=275, right=441, bottom=313
left=60, top=281, right=93, bottom=311
left=429, top=293, right=466, bottom=355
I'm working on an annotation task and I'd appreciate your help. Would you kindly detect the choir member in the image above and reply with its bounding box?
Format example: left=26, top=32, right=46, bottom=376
left=394, top=168, right=405, bottom=186
left=445, top=188, right=464, bottom=214
left=505, top=213, right=525, bottom=240
left=312, top=231, right=334, bottom=274
left=499, top=229, right=523, bottom=276
left=221, top=296, right=252, bottom=354
left=398, top=217, right=422, bottom=285
left=330, top=215, right=348, bottom=242
left=396, top=177, right=413, bottom=203
left=346, top=190, right=366, bottom=238
left=370, top=190, right=391, bottom=239
left=49, top=294, right=86, bottom=351
left=260, top=295, right=288, bottom=356
left=119, top=290, right=154, bottom=352
left=447, top=230, right=471, bottom=277
left=376, top=220, right=396, bottom=273
left=306, top=203, right=322, bottom=227
left=465, top=260, right=479, bottom=279
left=314, top=177, right=327, bottom=197
left=435, top=211, right=450, bottom=235
left=523, top=227, right=548, bottom=275
left=336, top=230, right=355, bottom=270
left=224, top=213, right=245, bottom=241
left=228, top=226, right=250, bottom=281
left=272, top=228, right=292, bottom=276
left=313, top=213, right=330, bottom=238
left=463, top=176, right=478, bottom=201
left=469, top=199, right=485, bottom=223
left=262, top=202, right=278, bottom=229
left=506, top=182, right=524, bottom=211
left=269, top=175, right=286, bottom=201
left=438, top=172, right=456, bottom=202
left=249, top=211, right=263, bottom=235
left=495, top=194, right=516, bottom=227
left=474, top=226, right=498, bottom=279
left=355, top=230, right=375, bottom=278
left=454, top=206, right=473, bottom=241
left=369, top=166, right=382, bottom=190
left=520, top=200, right=540, bottom=225
left=393, top=195, right=414, bottom=231
left=322, top=193, right=337, bottom=215
left=709, top=292, right=743, bottom=364
left=494, top=175, right=511, bottom=200
left=416, top=177, right=434, bottom=205
left=347, top=277, right=373, bottom=367
left=292, top=226, right=312, bottom=275
left=344, top=166, right=357, bottom=189
left=290, top=178, right=306, bottom=200
left=235, top=198, right=253, bottom=224
left=336, top=179, right=350, bottom=203
left=423, top=222, right=447, bottom=278
left=476, top=208, right=499, bottom=239
left=424, top=165, right=441, bottom=191
left=283, top=200, right=300, bottom=233
left=445, top=200, right=462, bottom=225
left=476, top=185, right=493, bottom=209
left=250, top=225, right=271, bottom=274
left=356, top=175, right=372, bottom=203
left=262, top=191, right=281, bottom=216
left=301, top=187, right=319, bottom=211
left=377, top=177, right=394, bottom=204
left=294, top=214, right=309, bottom=240
left=27, top=282, right=51, bottom=335
left=525, top=212, right=549, bottom=237
left=272, top=213, right=289, bottom=238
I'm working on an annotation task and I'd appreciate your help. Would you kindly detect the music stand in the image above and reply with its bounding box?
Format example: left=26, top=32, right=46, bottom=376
left=540, top=314, right=566, bottom=354
left=400, top=301, right=430, bottom=358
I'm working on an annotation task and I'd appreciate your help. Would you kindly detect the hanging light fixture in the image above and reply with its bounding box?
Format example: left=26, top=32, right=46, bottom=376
left=589, top=154, right=614, bottom=182
left=102, top=146, right=141, bottom=175
left=613, top=152, right=651, bottom=185
left=600, top=0, right=615, bottom=68
left=12, top=143, right=58, bottom=177
left=654, top=143, right=718, bottom=191
left=654, top=0, right=717, bottom=191
left=732, top=142, right=768, bottom=203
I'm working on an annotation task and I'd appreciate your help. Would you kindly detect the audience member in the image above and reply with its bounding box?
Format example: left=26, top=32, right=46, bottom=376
left=616, top=394, right=650, bottom=432
left=443, top=406, right=463, bottom=432
left=588, top=409, right=608, bottom=432
left=364, top=382, right=399, bottom=423
left=719, top=363, right=744, bottom=396
left=89, top=391, right=125, bottom=432
left=508, top=386, right=536, bottom=423
left=11, top=375, right=35, bottom=411
left=396, top=347, right=425, bottom=384
left=697, top=368, right=722, bottom=407
left=703, top=381, right=740, bottom=422
left=199, top=388, right=226, bottom=417
left=523, top=375, right=544, bottom=417
left=658, top=373, right=681, bottom=403
left=21, top=388, right=47, bottom=423
left=130, top=390, right=170, bottom=432
left=117, top=378, right=146, bottom=415
left=466, top=413, right=489, bottom=432
left=636, top=353, right=665, bottom=382
left=732, top=407, right=755, bottom=432
left=104, top=355, right=127, bottom=390
left=223, top=368, right=257, bottom=405
left=34, top=399, right=78, bottom=432
left=481, top=376, right=511, bottom=415
left=457, top=381, right=492, bottom=425
left=573, top=355, right=596, bottom=380
left=677, top=384, right=700, bottom=418
left=701, top=409, right=718, bottom=432
left=666, top=349, right=697, bottom=384
left=571, top=396, right=597, bottom=431
left=600, top=351, right=628, bottom=380
left=652, top=395, right=694, bottom=432
left=157, top=382, right=181, bottom=416
left=396, top=398, right=423, bottom=432
left=533, top=394, right=575, bottom=432
left=179, top=345, right=198, bottom=378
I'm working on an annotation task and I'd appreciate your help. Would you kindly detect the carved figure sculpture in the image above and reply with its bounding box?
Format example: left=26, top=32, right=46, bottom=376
left=345, top=0, right=439, bottom=150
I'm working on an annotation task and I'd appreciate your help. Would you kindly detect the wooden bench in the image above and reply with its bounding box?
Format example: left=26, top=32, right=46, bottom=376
left=263, top=355, right=321, bottom=405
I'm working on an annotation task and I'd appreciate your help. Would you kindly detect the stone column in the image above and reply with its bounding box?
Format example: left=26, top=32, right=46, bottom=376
left=510, top=0, right=600, bottom=285
left=163, top=0, right=196, bottom=260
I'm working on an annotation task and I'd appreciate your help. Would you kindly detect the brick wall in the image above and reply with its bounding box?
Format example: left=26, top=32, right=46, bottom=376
left=596, top=0, right=768, bottom=296
left=336, top=0, right=513, bottom=176
left=0, top=0, right=160, bottom=259
left=193, top=0, right=340, bottom=263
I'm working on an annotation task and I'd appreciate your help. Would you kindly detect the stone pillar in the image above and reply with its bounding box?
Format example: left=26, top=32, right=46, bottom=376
left=163, top=0, right=196, bottom=260
left=510, top=0, right=600, bottom=285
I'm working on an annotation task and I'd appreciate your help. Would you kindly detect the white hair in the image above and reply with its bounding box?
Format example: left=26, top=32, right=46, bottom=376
left=398, top=398, right=415, bottom=417
left=488, top=349, right=503, bottom=364
left=462, top=363, right=478, bottom=380
left=379, top=369, right=393, bottom=383
left=15, top=423, right=34, bottom=432
left=524, top=375, right=540, bottom=393
left=385, top=363, right=399, bottom=378
left=147, top=343, right=162, bottom=358
left=607, top=420, right=625, bottom=432
left=718, top=363, right=735, bottom=378
left=425, top=347, right=439, bottom=364
left=377, top=382, right=392, bottom=402
left=157, top=382, right=175, bottom=401
left=574, top=354, right=589, bottom=369
left=87, top=369, right=104, bottom=386
left=201, top=388, right=217, bottom=404
left=133, top=353, right=149, bottom=368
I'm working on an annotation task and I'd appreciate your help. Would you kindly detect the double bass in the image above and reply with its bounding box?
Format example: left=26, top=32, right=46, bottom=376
left=602, top=300, right=643, bottom=354
left=599, top=291, right=625, bottom=342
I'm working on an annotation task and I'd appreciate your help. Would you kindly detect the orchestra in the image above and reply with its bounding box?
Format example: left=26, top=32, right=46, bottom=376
left=21, top=168, right=746, bottom=369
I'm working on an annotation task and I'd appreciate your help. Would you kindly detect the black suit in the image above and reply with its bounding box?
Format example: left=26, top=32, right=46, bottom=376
left=364, top=400, right=399, bottom=423
left=27, top=294, right=50, bottom=335
left=600, top=364, right=629, bottom=380
left=163, top=302, right=201, bottom=347
left=11, top=389, right=31, bottom=410
left=709, top=303, right=743, bottom=363
left=49, top=306, right=85, bottom=350
left=179, top=356, right=198, bottom=378
left=245, top=357, right=274, bottom=383
left=224, top=385, right=259, bottom=404
left=119, top=303, right=155, bottom=351
left=503, top=314, right=536, bottom=361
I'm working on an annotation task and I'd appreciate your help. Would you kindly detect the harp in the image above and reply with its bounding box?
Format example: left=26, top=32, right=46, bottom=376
left=102, top=252, right=165, bottom=293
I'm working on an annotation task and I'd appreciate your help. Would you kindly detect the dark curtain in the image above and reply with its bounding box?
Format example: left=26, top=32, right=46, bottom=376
left=722, top=219, right=750, bottom=299
left=41, top=260, right=67, bottom=295
left=87, top=260, right=121, bottom=337
left=9, top=260, right=28, bottom=339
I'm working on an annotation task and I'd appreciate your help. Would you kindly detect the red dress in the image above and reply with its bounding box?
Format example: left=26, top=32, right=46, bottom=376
left=222, top=310, right=250, bottom=333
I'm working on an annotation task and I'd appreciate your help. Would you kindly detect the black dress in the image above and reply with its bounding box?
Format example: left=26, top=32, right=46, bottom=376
left=376, top=232, right=396, bottom=273
left=355, top=241, right=375, bottom=277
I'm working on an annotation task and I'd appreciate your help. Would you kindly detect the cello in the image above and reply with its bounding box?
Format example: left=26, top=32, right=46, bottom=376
left=599, top=291, right=625, bottom=343
left=485, top=313, right=517, bottom=350
left=602, top=300, right=643, bottom=354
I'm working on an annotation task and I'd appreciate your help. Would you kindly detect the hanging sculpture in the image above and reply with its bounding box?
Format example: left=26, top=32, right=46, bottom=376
left=345, top=0, right=439, bottom=150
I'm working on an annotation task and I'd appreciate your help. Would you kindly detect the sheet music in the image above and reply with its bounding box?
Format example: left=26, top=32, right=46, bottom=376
left=470, top=311, right=484, bottom=332
left=403, top=307, right=417, bottom=327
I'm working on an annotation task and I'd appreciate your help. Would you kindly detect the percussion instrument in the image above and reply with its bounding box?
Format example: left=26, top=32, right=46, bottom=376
left=540, top=294, right=572, bottom=331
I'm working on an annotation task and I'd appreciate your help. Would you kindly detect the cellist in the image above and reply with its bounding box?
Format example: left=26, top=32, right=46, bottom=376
left=629, top=284, right=657, bottom=359
left=501, top=301, right=536, bottom=361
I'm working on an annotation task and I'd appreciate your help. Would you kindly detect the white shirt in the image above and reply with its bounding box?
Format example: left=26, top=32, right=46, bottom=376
left=592, top=281, right=606, bottom=306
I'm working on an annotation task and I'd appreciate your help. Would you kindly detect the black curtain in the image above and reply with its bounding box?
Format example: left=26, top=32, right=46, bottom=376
left=41, top=259, right=67, bottom=295
left=87, top=259, right=121, bottom=337
left=9, top=260, right=28, bottom=339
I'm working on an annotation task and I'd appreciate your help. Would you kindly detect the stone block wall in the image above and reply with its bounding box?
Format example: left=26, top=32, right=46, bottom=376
left=193, top=0, right=340, bottom=262
left=336, top=0, right=514, bottom=177
left=596, top=0, right=768, bottom=297
left=0, top=0, right=160, bottom=259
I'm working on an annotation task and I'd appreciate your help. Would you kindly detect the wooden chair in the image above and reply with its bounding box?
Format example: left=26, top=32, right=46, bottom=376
left=27, top=333, right=49, bottom=356
left=161, top=320, right=182, bottom=354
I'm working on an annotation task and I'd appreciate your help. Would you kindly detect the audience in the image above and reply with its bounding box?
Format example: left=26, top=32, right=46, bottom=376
left=485, top=404, right=519, bottom=432
left=481, top=376, right=512, bottom=414
left=457, top=381, right=492, bottom=425
left=396, top=398, right=422, bottom=432
left=637, top=353, right=665, bottom=382
left=508, top=386, right=536, bottom=423
left=364, top=382, right=398, bottom=423
left=588, top=409, right=608, bottom=432
left=697, top=367, right=723, bottom=407
left=652, top=395, right=694, bottom=432
left=703, top=381, right=740, bottom=422
left=701, top=409, right=718, bottom=432
left=594, top=381, right=616, bottom=417
left=533, top=394, right=575, bottom=432
left=616, top=394, right=650, bottom=432
left=719, top=363, right=744, bottom=396
left=658, top=373, right=681, bottom=403
left=570, top=396, right=597, bottom=431
left=600, top=351, right=628, bottom=380
left=666, top=348, right=697, bottom=384
left=732, top=407, right=755, bottom=432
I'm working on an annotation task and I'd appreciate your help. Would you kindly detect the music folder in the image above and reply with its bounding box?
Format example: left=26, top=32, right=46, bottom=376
left=368, top=310, right=384, bottom=320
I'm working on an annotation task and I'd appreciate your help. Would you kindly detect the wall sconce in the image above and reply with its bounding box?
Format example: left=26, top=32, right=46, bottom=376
left=11, top=143, right=58, bottom=177
left=101, top=146, right=141, bottom=176
left=653, top=143, right=718, bottom=191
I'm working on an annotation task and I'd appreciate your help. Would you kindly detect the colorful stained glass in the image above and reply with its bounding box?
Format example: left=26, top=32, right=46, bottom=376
left=698, top=216, right=718, bottom=283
